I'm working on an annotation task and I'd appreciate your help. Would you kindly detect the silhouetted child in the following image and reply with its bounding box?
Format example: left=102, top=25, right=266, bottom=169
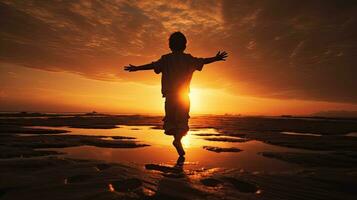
left=124, top=32, right=227, bottom=158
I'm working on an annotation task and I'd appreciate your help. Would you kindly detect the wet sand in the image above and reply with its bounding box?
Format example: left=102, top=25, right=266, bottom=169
left=1, top=113, right=357, bottom=199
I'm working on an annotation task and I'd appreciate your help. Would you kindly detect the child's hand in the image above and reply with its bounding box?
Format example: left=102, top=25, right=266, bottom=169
left=215, top=51, right=228, bottom=61
left=124, top=64, right=138, bottom=72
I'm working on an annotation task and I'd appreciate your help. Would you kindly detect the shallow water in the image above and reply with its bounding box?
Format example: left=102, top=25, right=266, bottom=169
left=345, top=132, right=357, bottom=137
left=32, top=125, right=307, bottom=172
left=280, top=131, right=322, bottom=137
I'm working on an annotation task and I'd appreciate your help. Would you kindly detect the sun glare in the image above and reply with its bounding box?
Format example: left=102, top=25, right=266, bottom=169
left=189, top=88, right=201, bottom=112
left=181, top=132, right=193, bottom=148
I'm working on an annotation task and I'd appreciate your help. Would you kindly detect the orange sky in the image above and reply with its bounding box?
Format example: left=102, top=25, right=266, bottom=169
left=1, top=0, right=357, bottom=115
left=1, top=63, right=356, bottom=115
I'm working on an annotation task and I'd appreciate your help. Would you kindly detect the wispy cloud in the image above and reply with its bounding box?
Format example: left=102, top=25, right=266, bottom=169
left=1, top=0, right=357, bottom=103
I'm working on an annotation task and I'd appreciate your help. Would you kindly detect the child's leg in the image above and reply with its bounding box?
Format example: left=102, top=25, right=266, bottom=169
left=175, top=155, right=185, bottom=167
left=172, top=134, right=185, bottom=156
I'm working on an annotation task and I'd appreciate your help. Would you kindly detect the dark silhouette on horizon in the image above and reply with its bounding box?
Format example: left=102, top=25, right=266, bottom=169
left=124, top=31, right=228, bottom=159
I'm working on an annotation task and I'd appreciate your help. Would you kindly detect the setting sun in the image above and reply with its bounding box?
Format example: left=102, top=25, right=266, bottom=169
left=189, top=88, right=202, bottom=113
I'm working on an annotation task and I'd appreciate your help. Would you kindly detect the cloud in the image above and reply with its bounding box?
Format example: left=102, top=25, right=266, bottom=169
left=0, top=0, right=357, bottom=103
left=0, top=0, right=169, bottom=80
left=220, top=0, right=357, bottom=103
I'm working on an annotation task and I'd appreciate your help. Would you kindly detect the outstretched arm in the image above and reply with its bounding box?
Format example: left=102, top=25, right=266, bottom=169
left=124, top=63, right=155, bottom=72
left=203, top=51, right=228, bottom=64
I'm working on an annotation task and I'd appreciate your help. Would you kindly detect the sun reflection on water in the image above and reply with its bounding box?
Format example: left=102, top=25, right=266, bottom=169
left=182, top=132, right=192, bottom=148
left=36, top=125, right=305, bottom=171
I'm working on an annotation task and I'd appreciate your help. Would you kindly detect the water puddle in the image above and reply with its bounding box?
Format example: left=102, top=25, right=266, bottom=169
left=281, top=131, right=322, bottom=137
left=345, top=132, right=357, bottom=137
left=30, top=126, right=307, bottom=172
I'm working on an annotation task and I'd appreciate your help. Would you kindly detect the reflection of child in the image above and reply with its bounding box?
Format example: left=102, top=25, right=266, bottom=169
left=124, top=32, right=228, bottom=158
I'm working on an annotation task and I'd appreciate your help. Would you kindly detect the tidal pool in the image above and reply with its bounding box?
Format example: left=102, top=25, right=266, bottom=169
left=32, top=125, right=308, bottom=172
left=280, top=131, right=322, bottom=137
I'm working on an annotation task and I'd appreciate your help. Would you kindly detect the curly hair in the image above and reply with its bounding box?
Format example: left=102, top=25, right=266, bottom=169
left=169, top=32, right=187, bottom=52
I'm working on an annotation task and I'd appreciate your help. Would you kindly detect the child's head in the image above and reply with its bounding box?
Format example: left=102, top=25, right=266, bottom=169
left=169, top=32, right=186, bottom=52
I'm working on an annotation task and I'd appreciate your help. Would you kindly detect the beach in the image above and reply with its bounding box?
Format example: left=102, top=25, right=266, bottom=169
left=1, top=113, right=357, bottom=200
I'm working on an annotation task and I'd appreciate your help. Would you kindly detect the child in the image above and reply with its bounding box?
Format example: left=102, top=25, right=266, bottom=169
left=124, top=32, right=227, bottom=158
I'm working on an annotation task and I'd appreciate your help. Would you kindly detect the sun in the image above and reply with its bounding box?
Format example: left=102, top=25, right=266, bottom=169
left=189, top=88, right=201, bottom=112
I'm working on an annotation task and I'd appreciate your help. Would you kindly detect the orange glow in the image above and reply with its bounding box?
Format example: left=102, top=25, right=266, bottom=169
left=189, top=88, right=201, bottom=112
left=1, top=1, right=356, bottom=116
left=1, top=64, right=357, bottom=115
left=181, top=132, right=192, bottom=148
